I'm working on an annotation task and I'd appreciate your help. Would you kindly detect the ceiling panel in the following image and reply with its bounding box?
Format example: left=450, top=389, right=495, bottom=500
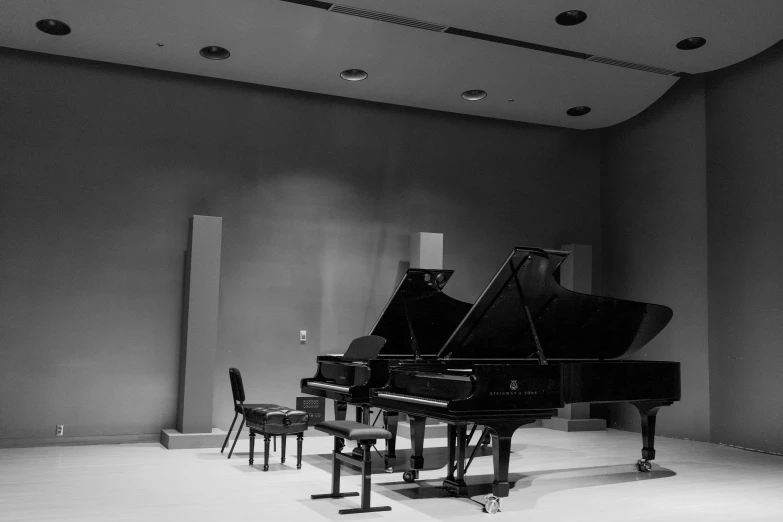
left=0, top=1, right=779, bottom=129
left=337, top=0, right=783, bottom=74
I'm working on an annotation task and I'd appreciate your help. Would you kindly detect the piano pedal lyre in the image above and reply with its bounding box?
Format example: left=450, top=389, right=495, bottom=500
left=483, top=495, right=502, bottom=514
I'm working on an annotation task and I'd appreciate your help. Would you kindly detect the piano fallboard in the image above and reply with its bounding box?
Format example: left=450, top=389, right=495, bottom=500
left=300, top=355, right=429, bottom=405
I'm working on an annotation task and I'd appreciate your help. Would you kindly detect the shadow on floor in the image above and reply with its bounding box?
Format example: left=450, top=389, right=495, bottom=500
left=373, top=463, right=676, bottom=515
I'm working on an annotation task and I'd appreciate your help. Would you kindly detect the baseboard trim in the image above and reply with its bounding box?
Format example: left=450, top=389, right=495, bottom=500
left=0, top=433, right=161, bottom=448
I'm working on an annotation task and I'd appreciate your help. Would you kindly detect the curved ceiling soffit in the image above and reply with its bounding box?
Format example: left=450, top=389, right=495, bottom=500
left=0, top=0, right=780, bottom=129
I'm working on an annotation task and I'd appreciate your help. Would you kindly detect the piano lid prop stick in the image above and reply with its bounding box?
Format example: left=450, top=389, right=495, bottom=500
left=509, top=256, right=548, bottom=365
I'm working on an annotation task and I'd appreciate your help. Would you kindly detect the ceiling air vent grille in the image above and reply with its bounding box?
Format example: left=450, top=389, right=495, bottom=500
left=328, top=4, right=448, bottom=32
left=586, top=55, right=679, bottom=76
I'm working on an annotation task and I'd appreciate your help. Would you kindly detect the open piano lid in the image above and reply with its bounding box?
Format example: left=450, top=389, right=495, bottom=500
left=359, top=269, right=472, bottom=358
left=437, top=247, right=673, bottom=361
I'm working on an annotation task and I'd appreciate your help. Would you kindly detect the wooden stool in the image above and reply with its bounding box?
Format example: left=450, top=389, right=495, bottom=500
left=311, top=420, right=392, bottom=515
left=245, top=406, right=309, bottom=471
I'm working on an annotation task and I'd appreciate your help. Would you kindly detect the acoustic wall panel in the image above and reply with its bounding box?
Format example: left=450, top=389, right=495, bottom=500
left=410, top=232, right=443, bottom=269
left=177, top=216, right=223, bottom=434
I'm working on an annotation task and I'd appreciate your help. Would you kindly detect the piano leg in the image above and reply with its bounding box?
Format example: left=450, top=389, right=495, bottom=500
left=446, top=424, right=456, bottom=481
left=484, top=420, right=534, bottom=512
left=443, top=423, right=469, bottom=495
left=333, top=401, right=347, bottom=452
left=402, top=415, right=426, bottom=483
left=383, top=411, right=399, bottom=463
left=351, top=405, right=372, bottom=458
left=489, top=426, right=514, bottom=499
left=631, top=401, right=666, bottom=472
left=334, top=401, right=347, bottom=421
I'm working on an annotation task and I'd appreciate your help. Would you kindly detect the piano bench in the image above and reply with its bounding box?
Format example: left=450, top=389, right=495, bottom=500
left=311, top=420, right=392, bottom=515
left=246, top=406, right=309, bottom=471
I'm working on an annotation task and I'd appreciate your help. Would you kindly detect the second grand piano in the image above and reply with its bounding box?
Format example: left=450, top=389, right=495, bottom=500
left=300, top=267, right=471, bottom=462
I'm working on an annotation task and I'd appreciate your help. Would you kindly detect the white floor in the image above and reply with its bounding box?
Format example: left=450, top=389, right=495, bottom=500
left=1, top=428, right=781, bottom=521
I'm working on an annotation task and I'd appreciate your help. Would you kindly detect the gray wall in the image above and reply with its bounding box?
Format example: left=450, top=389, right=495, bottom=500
left=0, top=48, right=601, bottom=441
left=599, top=39, right=783, bottom=455
left=599, top=76, right=711, bottom=442
left=705, top=41, right=783, bottom=454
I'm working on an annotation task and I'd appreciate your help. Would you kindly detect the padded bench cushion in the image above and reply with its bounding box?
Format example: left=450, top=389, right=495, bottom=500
left=314, top=420, right=391, bottom=441
left=236, top=403, right=282, bottom=415
left=246, top=406, right=309, bottom=430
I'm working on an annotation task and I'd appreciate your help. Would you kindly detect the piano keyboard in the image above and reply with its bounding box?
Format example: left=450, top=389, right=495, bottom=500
left=376, top=391, right=448, bottom=408
left=308, top=381, right=350, bottom=393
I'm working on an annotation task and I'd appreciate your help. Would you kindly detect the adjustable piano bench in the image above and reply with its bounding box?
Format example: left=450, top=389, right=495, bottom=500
left=311, top=420, right=392, bottom=515
left=245, top=406, right=309, bottom=471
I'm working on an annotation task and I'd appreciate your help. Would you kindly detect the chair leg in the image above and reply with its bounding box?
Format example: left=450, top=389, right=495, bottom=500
left=281, top=435, right=287, bottom=464
left=264, top=434, right=271, bottom=471
left=297, top=432, right=303, bottom=469
left=227, top=417, right=245, bottom=459
left=249, top=432, right=255, bottom=466
left=221, top=412, right=238, bottom=453
left=274, top=435, right=277, bottom=452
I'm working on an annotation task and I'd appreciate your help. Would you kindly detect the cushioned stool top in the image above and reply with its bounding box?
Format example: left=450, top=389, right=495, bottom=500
left=314, top=420, right=391, bottom=441
left=236, top=403, right=281, bottom=415
left=246, top=406, right=309, bottom=427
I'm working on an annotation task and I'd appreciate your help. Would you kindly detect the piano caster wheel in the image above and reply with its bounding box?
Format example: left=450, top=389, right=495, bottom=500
left=483, top=495, right=501, bottom=514
left=402, top=471, right=416, bottom=483
left=636, top=459, right=652, bottom=472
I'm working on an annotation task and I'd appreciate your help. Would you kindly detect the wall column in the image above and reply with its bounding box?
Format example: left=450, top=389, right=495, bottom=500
left=161, top=215, right=226, bottom=449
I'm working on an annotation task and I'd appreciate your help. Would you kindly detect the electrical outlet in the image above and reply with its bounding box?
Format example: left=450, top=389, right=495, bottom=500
left=300, top=330, right=306, bottom=342
left=55, top=425, right=64, bottom=437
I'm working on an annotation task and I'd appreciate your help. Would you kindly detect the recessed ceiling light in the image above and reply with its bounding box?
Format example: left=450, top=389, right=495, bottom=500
left=462, top=90, right=487, bottom=101
left=35, top=19, right=71, bottom=36
left=199, top=46, right=230, bottom=60
left=676, top=37, right=706, bottom=50
left=340, top=69, right=368, bottom=81
left=555, top=10, right=587, bottom=26
left=156, top=43, right=165, bottom=47
left=567, top=106, right=591, bottom=116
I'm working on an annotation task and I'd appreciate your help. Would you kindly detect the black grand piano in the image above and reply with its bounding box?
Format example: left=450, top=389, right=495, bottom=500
left=372, top=246, right=680, bottom=513
left=300, top=267, right=472, bottom=461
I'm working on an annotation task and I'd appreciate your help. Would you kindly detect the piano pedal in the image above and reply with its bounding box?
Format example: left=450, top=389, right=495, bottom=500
left=483, top=495, right=502, bottom=514
left=636, top=459, right=652, bottom=472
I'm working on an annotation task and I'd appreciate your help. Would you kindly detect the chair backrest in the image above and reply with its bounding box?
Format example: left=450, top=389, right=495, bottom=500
left=228, top=368, right=245, bottom=403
